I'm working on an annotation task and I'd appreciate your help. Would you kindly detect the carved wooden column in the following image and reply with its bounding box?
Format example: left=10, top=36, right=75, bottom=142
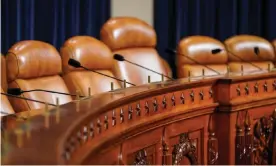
left=272, top=109, right=276, bottom=164
left=235, top=112, right=245, bottom=165
left=161, top=128, right=169, bottom=165
left=208, top=114, right=218, bottom=165
left=243, top=111, right=253, bottom=164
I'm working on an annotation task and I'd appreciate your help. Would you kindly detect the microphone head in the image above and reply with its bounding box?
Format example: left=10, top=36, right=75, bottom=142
left=68, top=58, right=81, bottom=68
left=211, top=48, right=222, bottom=54
left=7, top=88, right=22, bottom=95
left=165, top=48, right=177, bottom=55
left=254, top=47, right=260, bottom=55
left=113, top=54, right=125, bottom=61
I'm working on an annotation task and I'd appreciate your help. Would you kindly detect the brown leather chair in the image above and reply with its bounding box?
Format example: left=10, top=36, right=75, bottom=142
left=177, top=36, right=228, bottom=78
left=1, top=55, right=14, bottom=115
left=6, top=40, right=72, bottom=112
left=60, top=36, right=121, bottom=96
left=100, top=17, right=171, bottom=86
left=1, top=88, right=15, bottom=116
left=272, top=39, right=276, bottom=66
left=225, top=35, right=275, bottom=72
left=1, top=55, right=8, bottom=92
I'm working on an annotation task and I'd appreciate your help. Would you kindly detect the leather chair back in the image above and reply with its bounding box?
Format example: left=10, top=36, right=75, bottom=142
left=6, top=40, right=72, bottom=112
left=272, top=39, right=276, bottom=66
left=100, top=17, right=170, bottom=86
left=1, top=55, right=8, bottom=91
left=177, top=36, right=228, bottom=78
left=1, top=88, right=15, bottom=116
left=224, top=35, right=275, bottom=72
left=60, top=36, right=121, bottom=96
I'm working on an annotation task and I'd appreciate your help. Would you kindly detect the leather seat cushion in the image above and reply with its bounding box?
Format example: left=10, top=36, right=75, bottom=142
left=113, top=48, right=168, bottom=87
left=1, top=88, right=15, bottom=115
left=178, top=64, right=228, bottom=78
left=228, top=61, right=275, bottom=72
left=63, top=70, right=121, bottom=96
left=8, top=76, right=72, bottom=112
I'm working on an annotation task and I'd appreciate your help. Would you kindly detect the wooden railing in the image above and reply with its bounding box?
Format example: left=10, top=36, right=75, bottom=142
left=1, top=71, right=276, bottom=165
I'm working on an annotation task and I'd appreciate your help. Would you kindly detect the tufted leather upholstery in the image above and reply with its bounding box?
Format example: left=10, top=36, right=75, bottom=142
left=225, top=35, right=275, bottom=72
left=177, top=36, right=228, bottom=78
left=6, top=40, right=72, bottom=112
left=101, top=17, right=171, bottom=86
left=1, top=55, right=8, bottom=91
left=60, top=36, right=121, bottom=96
left=1, top=88, right=15, bottom=116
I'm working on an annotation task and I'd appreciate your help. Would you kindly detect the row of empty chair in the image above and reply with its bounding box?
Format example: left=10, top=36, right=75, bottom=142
left=177, top=35, right=276, bottom=78
left=1, top=17, right=276, bottom=115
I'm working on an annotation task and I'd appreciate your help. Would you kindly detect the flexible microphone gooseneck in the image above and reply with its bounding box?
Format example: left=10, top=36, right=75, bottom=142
left=166, top=48, right=221, bottom=75
left=7, top=88, right=85, bottom=98
left=211, top=48, right=263, bottom=71
left=113, top=54, right=174, bottom=80
left=1, top=92, right=56, bottom=106
left=68, top=59, right=136, bottom=86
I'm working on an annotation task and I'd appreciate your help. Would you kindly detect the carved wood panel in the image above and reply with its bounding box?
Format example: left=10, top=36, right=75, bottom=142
left=235, top=109, right=276, bottom=165
left=252, top=110, right=276, bottom=165
left=122, top=127, right=163, bottom=165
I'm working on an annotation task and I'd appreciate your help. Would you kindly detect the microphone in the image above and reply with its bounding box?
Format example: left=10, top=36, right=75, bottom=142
left=166, top=48, right=221, bottom=75
left=113, top=54, right=174, bottom=80
left=253, top=47, right=260, bottom=55
left=7, top=88, right=85, bottom=98
left=211, top=48, right=263, bottom=70
left=68, top=59, right=136, bottom=86
left=1, top=92, right=56, bottom=106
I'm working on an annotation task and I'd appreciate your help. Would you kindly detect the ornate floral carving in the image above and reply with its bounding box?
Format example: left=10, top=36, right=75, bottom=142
left=133, top=149, right=149, bottom=165
left=172, top=133, right=198, bottom=165
left=253, top=116, right=274, bottom=165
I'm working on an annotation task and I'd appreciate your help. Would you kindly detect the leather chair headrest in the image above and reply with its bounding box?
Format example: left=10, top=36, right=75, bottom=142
left=6, top=40, right=62, bottom=82
left=225, top=35, right=275, bottom=62
left=272, top=39, right=276, bottom=55
left=100, top=17, right=156, bottom=50
left=1, top=55, right=8, bottom=91
left=177, top=36, right=228, bottom=65
left=61, top=36, right=114, bottom=74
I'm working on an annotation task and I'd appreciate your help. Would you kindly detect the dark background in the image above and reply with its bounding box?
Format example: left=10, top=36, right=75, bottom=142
left=2, top=0, right=276, bottom=77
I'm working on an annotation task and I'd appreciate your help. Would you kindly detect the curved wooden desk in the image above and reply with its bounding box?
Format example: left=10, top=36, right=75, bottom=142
left=1, top=71, right=276, bottom=165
